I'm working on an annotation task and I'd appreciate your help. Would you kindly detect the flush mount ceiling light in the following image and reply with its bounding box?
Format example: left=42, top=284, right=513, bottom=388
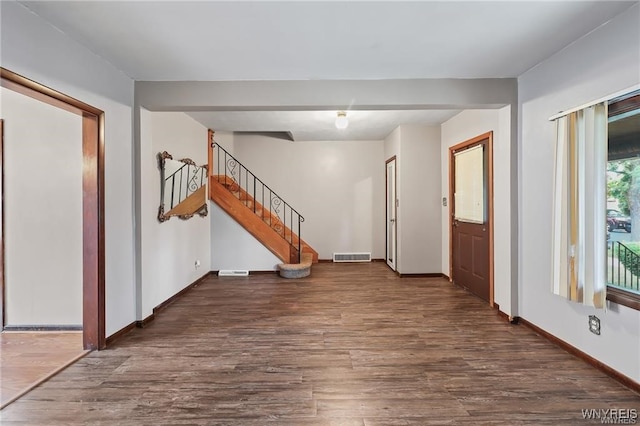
left=335, top=111, right=348, bottom=129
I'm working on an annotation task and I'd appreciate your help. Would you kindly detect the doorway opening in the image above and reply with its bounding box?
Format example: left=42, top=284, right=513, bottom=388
left=386, top=156, right=397, bottom=271
left=0, top=68, right=105, bottom=350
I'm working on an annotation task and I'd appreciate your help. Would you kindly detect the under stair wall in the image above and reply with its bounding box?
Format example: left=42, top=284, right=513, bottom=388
left=209, top=176, right=305, bottom=263
left=210, top=202, right=282, bottom=271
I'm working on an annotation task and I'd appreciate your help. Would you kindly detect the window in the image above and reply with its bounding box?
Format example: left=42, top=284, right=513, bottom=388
left=551, top=88, right=640, bottom=311
left=606, top=90, right=640, bottom=310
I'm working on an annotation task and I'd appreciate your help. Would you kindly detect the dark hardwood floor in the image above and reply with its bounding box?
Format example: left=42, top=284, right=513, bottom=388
left=2, top=263, right=638, bottom=425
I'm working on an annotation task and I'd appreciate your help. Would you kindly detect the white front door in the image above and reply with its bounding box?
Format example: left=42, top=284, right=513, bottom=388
left=386, top=157, right=397, bottom=270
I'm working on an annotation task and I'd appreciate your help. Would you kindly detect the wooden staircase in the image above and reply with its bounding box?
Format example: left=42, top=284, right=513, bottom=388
left=207, top=130, right=317, bottom=266
left=209, top=174, right=318, bottom=264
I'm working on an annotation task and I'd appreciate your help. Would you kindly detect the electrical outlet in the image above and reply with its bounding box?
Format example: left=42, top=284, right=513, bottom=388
left=195, top=259, right=201, bottom=270
left=588, top=315, right=601, bottom=335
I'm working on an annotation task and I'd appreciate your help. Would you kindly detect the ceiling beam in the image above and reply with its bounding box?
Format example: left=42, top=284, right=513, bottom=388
left=135, top=78, right=517, bottom=112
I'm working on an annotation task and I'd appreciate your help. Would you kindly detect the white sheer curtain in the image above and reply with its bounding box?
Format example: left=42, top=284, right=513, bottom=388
left=551, top=103, right=607, bottom=308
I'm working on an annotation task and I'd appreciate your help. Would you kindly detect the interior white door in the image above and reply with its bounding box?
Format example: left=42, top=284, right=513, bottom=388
left=386, top=158, right=397, bottom=270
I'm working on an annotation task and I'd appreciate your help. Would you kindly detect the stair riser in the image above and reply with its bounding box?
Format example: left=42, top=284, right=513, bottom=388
left=210, top=175, right=319, bottom=262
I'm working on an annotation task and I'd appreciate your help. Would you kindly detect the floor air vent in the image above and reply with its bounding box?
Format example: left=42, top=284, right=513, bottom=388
left=332, top=252, right=372, bottom=263
left=218, top=270, right=249, bottom=277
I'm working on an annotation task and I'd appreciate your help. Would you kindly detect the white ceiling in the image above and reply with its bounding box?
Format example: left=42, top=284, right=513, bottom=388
left=187, top=109, right=460, bottom=141
left=19, top=1, right=636, bottom=81
left=17, top=1, right=637, bottom=140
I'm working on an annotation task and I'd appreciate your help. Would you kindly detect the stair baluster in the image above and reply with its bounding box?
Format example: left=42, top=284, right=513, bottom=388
left=210, top=142, right=304, bottom=263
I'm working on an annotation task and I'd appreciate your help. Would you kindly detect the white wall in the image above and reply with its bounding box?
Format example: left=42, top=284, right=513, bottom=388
left=383, top=125, right=442, bottom=274
left=210, top=203, right=281, bottom=271
left=1, top=88, right=83, bottom=325
left=441, top=108, right=512, bottom=314
left=214, top=130, right=234, bottom=155
left=384, top=126, right=401, bottom=162
left=519, top=4, right=640, bottom=382
left=230, top=134, right=385, bottom=261
left=1, top=1, right=135, bottom=336
left=398, top=125, right=442, bottom=273
left=139, top=111, right=210, bottom=319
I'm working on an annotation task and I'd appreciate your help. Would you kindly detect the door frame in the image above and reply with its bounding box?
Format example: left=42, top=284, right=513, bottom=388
left=385, top=156, right=397, bottom=271
left=0, top=68, right=106, bottom=350
left=0, top=119, right=3, bottom=331
left=448, top=131, right=494, bottom=306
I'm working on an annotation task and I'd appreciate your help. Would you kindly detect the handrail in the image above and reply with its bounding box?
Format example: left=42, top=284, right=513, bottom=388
left=609, top=241, right=640, bottom=292
left=211, top=142, right=304, bottom=262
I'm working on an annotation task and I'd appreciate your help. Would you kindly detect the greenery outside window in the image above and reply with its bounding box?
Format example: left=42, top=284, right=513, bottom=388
left=607, top=90, right=640, bottom=310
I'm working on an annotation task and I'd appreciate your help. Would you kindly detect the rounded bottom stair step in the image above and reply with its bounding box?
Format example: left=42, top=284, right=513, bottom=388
left=277, top=252, right=314, bottom=279
left=278, top=263, right=311, bottom=279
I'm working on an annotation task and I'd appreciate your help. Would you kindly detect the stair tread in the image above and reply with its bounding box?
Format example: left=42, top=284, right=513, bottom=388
left=209, top=173, right=319, bottom=263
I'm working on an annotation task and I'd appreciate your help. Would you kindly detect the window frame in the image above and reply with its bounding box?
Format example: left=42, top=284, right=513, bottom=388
left=606, top=286, right=640, bottom=310
left=605, top=91, right=640, bottom=311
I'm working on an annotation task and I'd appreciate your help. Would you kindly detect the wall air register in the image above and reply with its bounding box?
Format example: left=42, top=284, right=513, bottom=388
left=332, top=252, right=372, bottom=263
left=218, top=270, right=249, bottom=277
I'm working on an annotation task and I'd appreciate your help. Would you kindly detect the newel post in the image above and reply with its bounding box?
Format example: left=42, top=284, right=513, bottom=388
left=208, top=129, right=215, bottom=179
